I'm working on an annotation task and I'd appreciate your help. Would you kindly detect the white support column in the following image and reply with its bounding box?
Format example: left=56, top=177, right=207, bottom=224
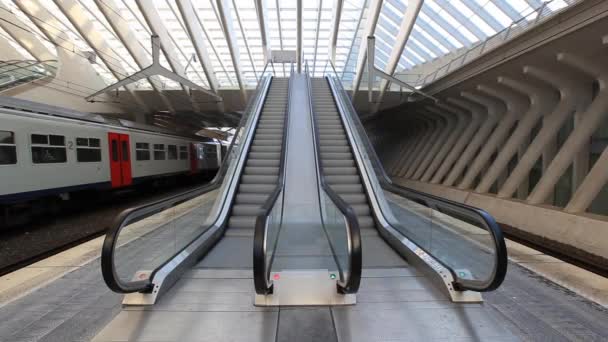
left=0, top=35, right=24, bottom=59
left=0, top=4, right=54, bottom=61
left=176, top=0, right=219, bottom=94
left=329, top=0, right=344, bottom=64
left=566, top=145, right=608, bottom=213
left=444, top=92, right=504, bottom=187
left=421, top=103, right=470, bottom=182
left=476, top=75, right=559, bottom=193
left=95, top=0, right=175, bottom=114
left=433, top=96, right=483, bottom=184
left=351, top=0, right=383, bottom=98
left=405, top=110, right=447, bottom=179
left=399, top=114, right=440, bottom=177
left=255, top=0, right=270, bottom=62
left=498, top=66, right=591, bottom=199
left=51, top=0, right=150, bottom=115
left=458, top=83, right=527, bottom=190
left=215, top=0, right=247, bottom=102
left=528, top=53, right=608, bottom=205
left=372, top=0, right=424, bottom=113
left=409, top=108, right=451, bottom=179
left=297, top=0, right=302, bottom=73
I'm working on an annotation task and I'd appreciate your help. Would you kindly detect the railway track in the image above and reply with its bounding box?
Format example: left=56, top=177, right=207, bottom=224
left=0, top=177, right=212, bottom=277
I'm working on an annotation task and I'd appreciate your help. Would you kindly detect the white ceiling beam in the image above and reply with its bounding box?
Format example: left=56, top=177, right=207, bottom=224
left=329, top=0, right=344, bottom=64
left=0, top=3, right=54, bottom=61
left=372, top=0, right=423, bottom=113
left=297, top=0, right=302, bottom=73
left=135, top=0, right=201, bottom=112
left=215, top=0, right=247, bottom=103
left=94, top=0, right=176, bottom=114
left=351, top=0, right=383, bottom=99
left=50, top=0, right=151, bottom=114
left=254, top=0, right=270, bottom=62
left=176, top=0, right=219, bottom=93
left=312, top=0, right=323, bottom=74
left=232, top=0, right=258, bottom=81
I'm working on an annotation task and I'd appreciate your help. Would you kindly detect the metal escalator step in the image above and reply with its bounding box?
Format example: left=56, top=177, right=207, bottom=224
left=241, top=175, right=278, bottom=184
left=232, top=204, right=263, bottom=216
left=239, top=184, right=275, bottom=193
left=333, top=184, right=363, bottom=193
left=349, top=204, right=370, bottom=215
left=235, top=193, right=270, bottom=205
left=326, top=175, right=360, bottom=184
left=252, top=139, right=282, bottom=146
left=228, top=216, right=257, bottom=229
left=255, top=134, right=283, bottom=140
left=320, top=128, right=345, bottom=135
left=247, top=159, right=280, bottom=167
left=319, top=139, right=348, bottom=146
left=256, top=129, right=283, bottom=135
left=318, top=124, right=343, bottom=130
left=244, top=166, right=279, bottom=175
left=321, top=152, right=352, bottom=160
left=339, top=193, right=367, bottom=204
left=324, top=167, right=357, bottom=175
left=360, top=228, right=378, bottom=236
left=358, top=215, right=375, bottom=229
left=321, top=146, right=350, bottom=153
left=249, top=152, right=281, bottom=159
left=324, top=159, right=354, bottom=167
left=251, top=145, right=281, bottom=153
left=319, top=134, right=347, bottom=140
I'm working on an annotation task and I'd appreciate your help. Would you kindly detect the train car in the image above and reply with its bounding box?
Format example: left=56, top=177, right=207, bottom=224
left=0, top=104, right=224, bottom=225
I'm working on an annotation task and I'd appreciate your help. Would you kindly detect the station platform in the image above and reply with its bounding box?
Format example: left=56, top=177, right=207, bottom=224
left=1, top=194, right=607, bottom=341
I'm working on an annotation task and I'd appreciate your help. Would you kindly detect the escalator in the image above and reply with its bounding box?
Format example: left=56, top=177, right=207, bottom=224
left=227, top=78, right=288, bottom=235
left=100, top=67, right=291, bottom=302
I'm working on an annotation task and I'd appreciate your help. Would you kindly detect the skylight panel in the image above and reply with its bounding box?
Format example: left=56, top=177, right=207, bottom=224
left=480, top=1, right=513, bottom=27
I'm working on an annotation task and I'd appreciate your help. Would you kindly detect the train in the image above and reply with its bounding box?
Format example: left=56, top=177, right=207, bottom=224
left=0, top=103, right=227, bottom=226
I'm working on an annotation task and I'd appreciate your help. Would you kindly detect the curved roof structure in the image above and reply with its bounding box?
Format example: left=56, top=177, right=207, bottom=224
left=0, top=0, right=574, bottom=94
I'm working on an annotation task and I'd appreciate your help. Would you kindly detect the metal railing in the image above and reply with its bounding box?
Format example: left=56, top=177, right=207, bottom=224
left=101, top=62, right=274, bottom=294
left=306, top=61, right=362, bottom=294
left=253, top=64, right=294, bottom=295
left=324, top=60, right=507, bottom=292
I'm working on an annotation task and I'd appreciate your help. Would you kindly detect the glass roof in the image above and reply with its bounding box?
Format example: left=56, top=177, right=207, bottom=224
left=0, top=0, right=573, bottom=92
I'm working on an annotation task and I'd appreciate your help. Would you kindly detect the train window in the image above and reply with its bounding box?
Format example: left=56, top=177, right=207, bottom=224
left=111, top=140, right=118, bottom=162
left=179, top=146, right=188, bottom=160
left=168, top=145, right=177, bottom=160
left=76, top=137, right=102, bottom=162
left=0, top=131, right=17, bottom=165
left=31, top=134, right=66, bottom=164
left=136, top=142, right=150, bottom=161
left=154, top=144, right=165, bottom=160
left=31, top=134, right=47, bottom=145
left=121, top=141, right=129, bottom=161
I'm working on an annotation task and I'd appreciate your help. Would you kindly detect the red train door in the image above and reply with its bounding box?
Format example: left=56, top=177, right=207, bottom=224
left=108, top=133, right=132, bottom=188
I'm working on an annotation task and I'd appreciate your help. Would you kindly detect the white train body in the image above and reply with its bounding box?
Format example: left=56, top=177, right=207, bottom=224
left=0, top=108, right=223, bottom=204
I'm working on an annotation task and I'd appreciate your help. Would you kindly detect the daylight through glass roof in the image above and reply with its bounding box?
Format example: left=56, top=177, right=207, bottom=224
left=0, top=0, right=574, bottom=91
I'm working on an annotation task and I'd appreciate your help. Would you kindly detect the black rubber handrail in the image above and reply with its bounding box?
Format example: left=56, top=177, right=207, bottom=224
left=325, top=61, right=507, bottom=292
left=306, top=62, right=362, bottom=294
left=101, top=64, right=273, bottom=293
left=253, top=65, right=294, bottom=295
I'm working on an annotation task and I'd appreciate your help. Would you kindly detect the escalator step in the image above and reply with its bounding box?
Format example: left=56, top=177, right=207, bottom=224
left=250, top=145, right=281, bottom=153
left=248, top=152, right=280, bottom=159
left=228, top=216, right=257, bottom=229
left=326, top=175, right=360, bottom=184
left=324, top=166, right=357, bottom=175
left=321, top=152, right=352, bottom=160
left=331, top=184, right=363, bottom=193
left=236, top=193, right=270, bottom=205
left=232, top=204, right=263, bottom=216
left=244, top=166, right=279, bottom=175
left=324, top=159, right=354, bottom=167
left=239, top=184, right=275, bottom=193
left=247, top=159, right=280, bottom=167
left=321, top=146, right=350, bottom=153
left=241, top=175, right=279, bottom=184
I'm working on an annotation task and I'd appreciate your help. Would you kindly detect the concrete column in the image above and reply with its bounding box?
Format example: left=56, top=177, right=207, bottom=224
left=516, top=133, right=530, bottom=199
left=404, top=111, right=446, bottom=178
left=498, top=65, right=591, bottom=199
left=458, top=83, right=528, bottom=190
left=400, top=114, right=442, bottom=177
left=421, top=103, right=471, bottom=182
left=432, top=96, right=484, bottom=184
left=476, top=74, right=559, bottom=193
left=392, top=119, right=428, bottom=175
left=527, top=53, right=608, bottom=205
left=398, top=114, right=436, bottom=177
left=444, top=92, right=504, bottom=187
left=572, top=111, right=590, bottom=191
left=566, top=146, right=608, bottom=213
left=411, top=107, right=455, bottom=180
